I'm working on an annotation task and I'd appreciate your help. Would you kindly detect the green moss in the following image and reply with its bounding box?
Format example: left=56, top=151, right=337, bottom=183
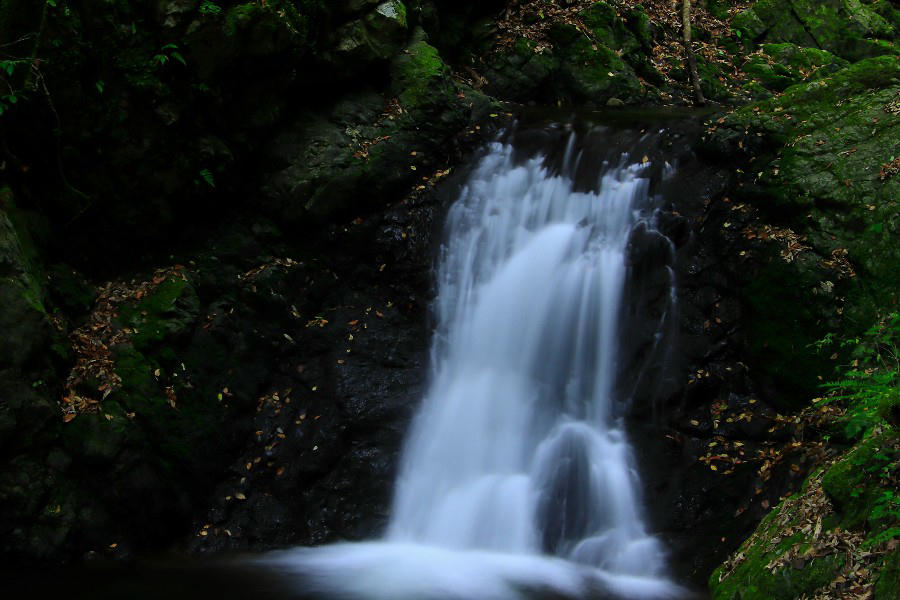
left=576, top=2, right=658, bottom=89
left=579, top=2, right=618, bottom=35
left=375, top=0, right=406, bottom=28
left=224, top=0, right=318, bottom=45
left=224, top=2, right=259, bottom=36
left=710, top=522, right=844, bottom=600
left=118, top=276, right=199, bottom=351
left=550, top=23, right=644, bottom=104
left=742, top=43, right=849, bottom=92
left=697, top=57, right=732, bottom=102
left=390, top=35, right=451, bottom=109
left=483, top=37, right=556, bottom=102
left=706, top=0, right=732, bottom=21
left=875, top=548, right=900, bottom=599
left=111, top=343, right=217, bottom=465
left=711, top=57, right=900, bottom=394
left=822, top=431, right=895, bottom=529
left=733, top=0, right=897, bottom=61
left=0, top=188, right=47, bottom=314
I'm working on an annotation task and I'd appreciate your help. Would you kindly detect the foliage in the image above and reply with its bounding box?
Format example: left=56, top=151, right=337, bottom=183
left=199, top=1, right=223, bottom=16
left=153, top=43, right=187, bottom=68
left=816, top=313, right=900, bottom=440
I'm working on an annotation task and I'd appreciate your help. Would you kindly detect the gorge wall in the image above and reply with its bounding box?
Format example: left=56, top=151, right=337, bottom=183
left=0, top=1, right=897, bottom=598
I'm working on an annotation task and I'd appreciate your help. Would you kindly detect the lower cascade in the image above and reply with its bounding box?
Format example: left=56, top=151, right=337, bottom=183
left=262, top=127, right=685, bottom=599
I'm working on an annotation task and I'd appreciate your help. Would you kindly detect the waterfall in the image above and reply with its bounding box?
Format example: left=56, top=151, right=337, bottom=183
left=262, top=127, right=684, bottom=600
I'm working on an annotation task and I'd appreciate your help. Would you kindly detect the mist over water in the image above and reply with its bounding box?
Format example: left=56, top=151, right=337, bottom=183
left=263, top=129, right=685, bottom=599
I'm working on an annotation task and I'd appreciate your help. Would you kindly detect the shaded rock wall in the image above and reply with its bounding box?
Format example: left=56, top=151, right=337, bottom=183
left=0, top=0, right=503, bottom=564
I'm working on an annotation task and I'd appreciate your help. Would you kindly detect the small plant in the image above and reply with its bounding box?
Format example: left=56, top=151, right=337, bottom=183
left=198, top=168, right=215, bottom=188
left=153, top=43, right=187, bottom=67
left=816, top=313, right=900, bottom=439
left=199, top=1, right=223, bottom=16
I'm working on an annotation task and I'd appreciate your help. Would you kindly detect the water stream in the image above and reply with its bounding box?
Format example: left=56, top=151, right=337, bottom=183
left=264, top=126, right=685, bottom=599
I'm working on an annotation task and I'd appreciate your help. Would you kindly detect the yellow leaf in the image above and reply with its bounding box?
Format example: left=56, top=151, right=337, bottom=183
left=235, top=492, right=246, bottom=500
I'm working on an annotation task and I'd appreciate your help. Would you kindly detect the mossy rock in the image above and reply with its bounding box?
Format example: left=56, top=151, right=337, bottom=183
left=706, top=0, right=734, bottom=21
left=822, top=430, right=898, bottom=531
left=483, top=37, right=556, bottom=103
left=390, top=32, right=453, bottom=110
left=697, top=57, right=733, bottom=102
left=732, top=0, right=898, bottom=61
left=876, top=548, right=900, bottom=599
left=575, top=2, right=660, bottom=90
left=706, top=57, right=900, bottom=400
left=118, top=275, right=200, bottom=352
left=263, top=31, right=469, bottom=226
left=331, top=0, right=409, bottom=65
left=0, top=191, right=51, bottom=371
left=742, top=43, right=849, bottom=92
left=483, top=3, right=658, bottom=106
left=709, top=500, right=845, bottom=600
left=224, top=0, right=318, bottom=47
left=550, top=23, right=645, bottom=105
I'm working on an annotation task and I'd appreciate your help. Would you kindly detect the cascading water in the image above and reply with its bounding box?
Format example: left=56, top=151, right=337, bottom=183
left=263, top=126, right=684, bottom=600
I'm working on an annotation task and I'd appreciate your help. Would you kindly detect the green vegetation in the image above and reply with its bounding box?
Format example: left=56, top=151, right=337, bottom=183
left=0, top=0, right=897, bottom=587
left=713, top=313, right=899, bottom=598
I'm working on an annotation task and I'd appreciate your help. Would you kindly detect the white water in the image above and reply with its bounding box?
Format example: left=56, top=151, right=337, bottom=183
left=263, top=135, right=683, bottom=599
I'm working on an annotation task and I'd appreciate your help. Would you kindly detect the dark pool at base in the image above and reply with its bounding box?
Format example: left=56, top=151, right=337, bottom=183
left=5, top=560, right=301, bottom=600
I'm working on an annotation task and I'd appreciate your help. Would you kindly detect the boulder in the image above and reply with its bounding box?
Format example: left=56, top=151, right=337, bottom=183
left=262, top=32, right=471, bottom=226
left=732, top=0, right=898, bottom=62
left=483, top=2, right=658, bottom=106
left=0, top=189, right=50, bottom=372
left=742, top=43, right=849, bottom=92
left=330, top=0, right=409, bottom=66
left=702, top=56, right=900, bottom=400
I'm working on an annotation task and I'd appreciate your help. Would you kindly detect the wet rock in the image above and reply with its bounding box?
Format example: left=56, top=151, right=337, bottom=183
left=186, top=189, right=439, bottom=556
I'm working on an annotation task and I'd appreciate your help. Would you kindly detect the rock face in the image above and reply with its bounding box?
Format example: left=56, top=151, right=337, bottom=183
left=733, top=0, right=899, bottom=61
left=0, top=191, right=50, bottom=374
left=483, top=2, right=659, bottom=106
left=0, top=0, right=499, bottom=564
left=702, top=56, right=899, bottom=402
left=1, top=1, right=897, bottom=593
left=261, top=30, right=488, bottom=227
left=741, top=43, right=849, bottom=93
left=328, top=1, right=409, bottom=66
left=700, top=49, right=900, bottom=600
